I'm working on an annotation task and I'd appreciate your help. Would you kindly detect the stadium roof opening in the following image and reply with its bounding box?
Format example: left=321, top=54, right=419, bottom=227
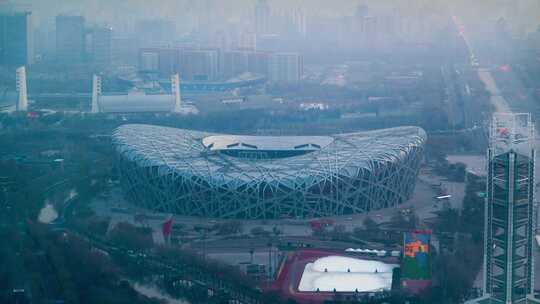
left=202, top=135, right=334, bottom=159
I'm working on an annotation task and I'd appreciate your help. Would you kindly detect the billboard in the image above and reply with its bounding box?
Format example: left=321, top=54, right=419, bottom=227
left=401, top=230, right=432, bottom=294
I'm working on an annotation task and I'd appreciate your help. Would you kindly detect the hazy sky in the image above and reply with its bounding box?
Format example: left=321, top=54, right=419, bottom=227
left=11, top=0, right=540, bottom=32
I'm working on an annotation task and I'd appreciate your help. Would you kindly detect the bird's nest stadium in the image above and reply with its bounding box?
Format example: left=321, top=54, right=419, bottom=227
left=112, top=125, right=426, bottom=219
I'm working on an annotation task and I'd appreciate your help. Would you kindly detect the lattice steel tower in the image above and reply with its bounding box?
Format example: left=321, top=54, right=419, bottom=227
left=469, top=113, right=539, bottom=304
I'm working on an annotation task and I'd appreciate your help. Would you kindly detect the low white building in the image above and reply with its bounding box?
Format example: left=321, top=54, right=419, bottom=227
left=298, top=256, right=397, bottom=293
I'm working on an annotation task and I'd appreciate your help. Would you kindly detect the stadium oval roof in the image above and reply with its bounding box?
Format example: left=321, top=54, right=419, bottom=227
left=113, top=124, right=427, bottom=185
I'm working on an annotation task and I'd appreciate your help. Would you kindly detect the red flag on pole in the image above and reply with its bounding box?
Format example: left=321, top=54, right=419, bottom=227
left=162, top=217, right=173, bottom=239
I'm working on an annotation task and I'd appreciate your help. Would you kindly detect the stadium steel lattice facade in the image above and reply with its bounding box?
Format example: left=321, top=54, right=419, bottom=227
left=112, top=124, right=426, bottom=219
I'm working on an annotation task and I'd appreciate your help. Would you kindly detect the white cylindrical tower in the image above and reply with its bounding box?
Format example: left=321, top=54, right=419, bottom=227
left=171, top=73, right=182, bottom=113
left=16, top=66, right=28, bottom=111
left=91, top=74, right=102, bottom=113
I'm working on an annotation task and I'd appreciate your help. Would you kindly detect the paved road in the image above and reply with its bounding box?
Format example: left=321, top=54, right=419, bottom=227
left=447, top=154, right=486, bottom=176
left=131, top=282, right=190, bottom=304
left=477, top=68, right=511, bottom=113
left=91, top=178, right=443, bottom=241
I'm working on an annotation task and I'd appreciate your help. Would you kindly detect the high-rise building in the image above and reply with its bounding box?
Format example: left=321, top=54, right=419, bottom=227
left=363, top=16, right=378, bottom=48
left=355, top=4, right=369, bottom=19
left=139, top=49, right=159, bottom=72
left=181, top=49, right=219, bottom=81
left=268, top=52, right=303, bottom=83
left=139, top=47, right=180, bottom=77
left=354, top=4, right=369, bottom=33
left=138, top=47, right=219, bottom=81
left=467, top=113, right=540, bottom=304
left=157, top=48, right=180, bottom=78
left=256, top=34, right=281, bottom=52
left=0, top=10, right=32, bottom=66
left=247, top=51, right=270, bottom=77
left=239, top=31, right=257, bottom=51
left=92, top=27, right=112, bottom=69
left=528, top=27, right=540, bottom=52
left=292, top=8, right=307, bottom=37
left=220, top=50, right=271, bottom=79
left=56, top=15, right=85, bottom=64
left=255, top=0, right=270, bottom=36
left=135, top=19, right=175, bottom=48
left=221, top=50, right=249, bottom=79
left=111, top=35, right=138, bottom=66
left=33, top=25, right=55, bottom=60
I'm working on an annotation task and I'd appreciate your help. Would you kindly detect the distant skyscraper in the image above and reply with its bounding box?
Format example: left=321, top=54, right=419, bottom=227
left=181, top=49, right=219, bottom=81
left=157, top=48, right=180, bottom=78
left=138, top=47, right=219, bottom=81
left=239, top=31, right=257, bottom=50
left=363, top=16, right=378, bottom=48
left=0, top=10, right=32, bottom=66
left=467, top=113, right=539, bottom=304
left=33, top=26, right=55, bottom=60
left=293, top=8, right=307, bottom=37
left=268, top=52, right=303, bottom=83
left=111, top=35, right=138, bottom=66
left=215, top=49, right=270, bottom=79
left=56, top=15, right=86, bottom=64
left=222, top=50, right=249, bottom=79
left=92, top=27, right=112, bottom=69
left=247, top=51, right=270, bottom=77
left=528, top=27, right=540, bottom=52
left=139, top=49, right=159, bottom=72
left=255, top=0, right=270, bottom=36
left=355, top=4, right=369, bottom=19
left=256, top=34, right=281, bottom=52
left=354, top=3, right=369, bottom=32
left=135, top=19, right=175, bottom=48
left=139, top=47, right=176, bottom=77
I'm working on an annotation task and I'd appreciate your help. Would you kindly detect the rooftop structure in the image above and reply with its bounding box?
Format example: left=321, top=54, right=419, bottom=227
left=112, top=125, right=426, bottom=219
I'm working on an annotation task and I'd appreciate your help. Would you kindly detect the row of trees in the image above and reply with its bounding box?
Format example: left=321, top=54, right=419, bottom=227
left=310, top=212, right=418, bottom=245
left=24, top=221, right=163, bottom=304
